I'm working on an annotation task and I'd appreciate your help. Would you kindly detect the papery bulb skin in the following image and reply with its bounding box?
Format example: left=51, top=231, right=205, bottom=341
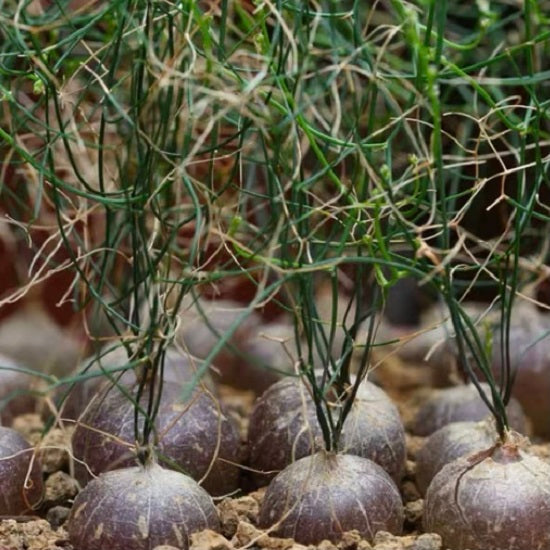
left=68, top=463, right=220, bottom=550
left=415, top=418, right=496, bottom=495
left=259, top=451, right=403, bottom=545
left=248, top=377, right=405, bottom=486
left=424, top=432, right=550, bottom=550
left=0, top=426, right=43, bottom=514
left=72, top=381, right=241, bottom=496
left=411, top=383, right=526, bottom=436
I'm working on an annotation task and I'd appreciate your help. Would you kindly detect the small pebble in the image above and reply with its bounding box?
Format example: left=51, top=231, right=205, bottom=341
left=404, top=459, right=416, bottom=478
left=404, top=499, right=424, bottom=529
left=190, top=530, right=234, bottom=550
left=405, top=434, right=426, bottom=461
left=339, top=530, right=371, bottom=550
left=11, top=414, right=44, bottom=444
left=39, top=428, right=73, bottom=474
left=373, top=531, right=401, bottom=549
left=217, top=495, right=260, bottom=538
left=410, top=533, right=441, bottom=550
left=43, top=472, right=79, bottom=508
left=46, top=506, right=71, bottom=530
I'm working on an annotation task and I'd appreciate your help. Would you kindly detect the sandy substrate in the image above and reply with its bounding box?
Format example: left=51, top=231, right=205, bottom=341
left=1, top=355, right=549, bottom=550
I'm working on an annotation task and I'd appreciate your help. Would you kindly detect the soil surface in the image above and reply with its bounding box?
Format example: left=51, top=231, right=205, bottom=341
left=1, top=353, right=549, bottom=550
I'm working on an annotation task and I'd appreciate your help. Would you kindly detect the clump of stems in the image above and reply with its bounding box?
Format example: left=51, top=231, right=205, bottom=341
left=0, top=0, right=548, bottom=453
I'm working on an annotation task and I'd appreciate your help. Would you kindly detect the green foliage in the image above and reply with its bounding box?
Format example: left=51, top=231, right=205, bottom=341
left=1, top=0, right=549, bottom=444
